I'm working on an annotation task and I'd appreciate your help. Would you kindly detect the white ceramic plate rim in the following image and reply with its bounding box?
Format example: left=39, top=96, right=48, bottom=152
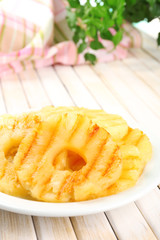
left=0, top=110, right=159, bottom=217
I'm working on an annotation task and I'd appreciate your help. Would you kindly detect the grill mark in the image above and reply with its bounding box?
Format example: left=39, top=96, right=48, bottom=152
left=135, top=134, right=143, bottom=146
left=121, top=127, right=132, bottom=143
left=11, top=121, right=16, bottom=131
left=57, top=174, right=71, bottom=200
left=89, top=124, right=99, bottom=137
left=3, top=119, right=16, bottom=164
left=57, top=172, right=80, bottom=200
left=85, top=137, right=109, bottom=178
left=84, top=124, right=101, bottom=146
left=102, top=146, right=119, bottom=176
left=38, top=173, right=53, bottom=198
left=67, top=114, right=82, bottom=142
left=0, top=160, right=8, bottom=180
left=20, top=130, right=39, bottom=166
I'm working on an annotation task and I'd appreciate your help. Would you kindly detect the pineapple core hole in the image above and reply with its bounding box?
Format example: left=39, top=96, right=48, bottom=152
left=54, top=150, right=86, bottom=172
left=5, top=146, right=19, bottom=163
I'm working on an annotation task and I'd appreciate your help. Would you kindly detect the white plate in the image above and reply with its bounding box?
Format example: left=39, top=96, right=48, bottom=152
left=0, top=112, right=160, bottom=217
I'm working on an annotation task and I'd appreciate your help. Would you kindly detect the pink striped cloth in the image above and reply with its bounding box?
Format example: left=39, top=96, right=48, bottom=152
left=0, top=0, right=141, bottom=77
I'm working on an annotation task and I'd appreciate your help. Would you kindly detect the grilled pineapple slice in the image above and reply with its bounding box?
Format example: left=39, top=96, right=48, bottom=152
left=0, top=113, right=41, bottom=198
left=38, top=106, right=152, bottom=195
left=14, top=113, right=122, bottom=202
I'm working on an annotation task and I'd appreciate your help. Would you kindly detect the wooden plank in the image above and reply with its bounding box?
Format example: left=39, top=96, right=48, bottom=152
left=1, top=74, right=29, bottom=113
left=123, top=54, right=160, bottom=97
left=73, top=65, right=135, bottom=125
left=55, top=65, right=100, bottom=109
left=33, top=217, right=77, bottom=240
left=93, top=62, right=160, bottom=135
left=37, top=67, right=73, bottom=107
left=106, top=61, right=160, bottom=118
left=129, top=48, right=160, bottom=78
left=19, top=69, right=50, bottom=109
left=71, top=214, right=117, bottom=240
left=136, top=188, right=160, bottom=239
left=141, top=32, right=160, bottom=62
left=106, top=203, right=157, bottom=240
left=0, top=210, right=37, bottom=240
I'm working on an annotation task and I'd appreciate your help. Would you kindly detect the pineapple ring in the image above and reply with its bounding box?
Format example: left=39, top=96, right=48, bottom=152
left=0, top=113, right=41, bottom=198
left=14, top=113, right=122, bottom=202
left=38, top=106, right=152, bottom=195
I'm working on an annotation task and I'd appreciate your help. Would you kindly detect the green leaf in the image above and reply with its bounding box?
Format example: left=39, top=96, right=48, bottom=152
left=73, top=33, right=80, bottom=43
left=67, top=0, right=80, bottom=8
left=78, top=29, right=86, bottom=40
left=100, top=29, right=113, bottom=40
left=87, top=25, right=97, bottom=38
left=157, top=32, right=160, bottom=46
left=113, top=30, right=123, bottom=45
left=90, top=41, right=105, bottom=50
left=116, top=15, right=123, bottom=26
left=146, top=0, right=155, bottom=6
left=72, top=27, right=86, bottom=43
left=78, top=42, right=87, bottom=53
left=84, top=53, right=97, bottom=64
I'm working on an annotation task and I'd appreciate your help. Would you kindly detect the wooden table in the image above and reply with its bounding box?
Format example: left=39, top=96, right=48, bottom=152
left=0, top=33, right=160, bottom=240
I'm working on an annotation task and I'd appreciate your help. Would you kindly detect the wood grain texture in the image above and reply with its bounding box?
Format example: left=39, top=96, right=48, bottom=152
left=1, top=73, right=28, bottom=113
left=123, top=54, right=160, bottom=98
left=19, top=69, right=49, bottom=108
left=106, top=203, right=157, bottom=240
left=55, top=65, right=100, bottom=109
left=73, top=65, right=134, bottom=124
left=33, top=217, right=77, bottom=240
left=71, top=214, right=117, bottom=240
left=107, top=61, right=160, bottom=119
left=0, top=209, right=37, bottom=240
left=141, top=32, right=160, bottom=62
left=136, top=188, right=160, bottom=240
left=129, top=49, right=160, bottom=78
left=37, top=67, right=73, bottom=107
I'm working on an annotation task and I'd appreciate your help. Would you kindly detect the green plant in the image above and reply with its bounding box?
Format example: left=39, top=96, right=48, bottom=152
left=66, top=0, right=160, bottom=64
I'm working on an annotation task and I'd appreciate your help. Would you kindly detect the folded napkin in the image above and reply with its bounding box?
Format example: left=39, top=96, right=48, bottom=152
left=0, top=0, right=141, bottom=77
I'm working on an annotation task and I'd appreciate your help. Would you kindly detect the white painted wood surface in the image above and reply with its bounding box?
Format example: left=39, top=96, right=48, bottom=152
left=0, top=34, right=160, bottom=240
